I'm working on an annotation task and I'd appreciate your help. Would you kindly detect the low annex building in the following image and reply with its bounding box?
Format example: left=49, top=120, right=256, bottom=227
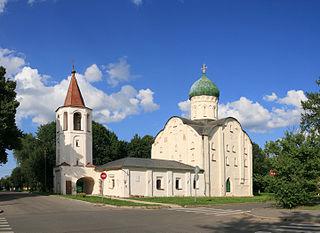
left=53, top=65, right=252, bottom=197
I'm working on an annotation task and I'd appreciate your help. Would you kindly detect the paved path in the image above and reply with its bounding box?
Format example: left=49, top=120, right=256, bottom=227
left=169, top=206, right=249, bottom=216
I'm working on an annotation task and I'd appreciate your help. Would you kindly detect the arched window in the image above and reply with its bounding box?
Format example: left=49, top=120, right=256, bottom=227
left=226, top=178, right=231, bottom=193
left=74, top=112, right=82, bottom=130
left=63, top=112, right=68, bottom=130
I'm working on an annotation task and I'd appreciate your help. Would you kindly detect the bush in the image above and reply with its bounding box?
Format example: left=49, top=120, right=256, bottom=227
left=273, top=178, right=312, bottom=208
left=265, top=132, right=320, bottom=208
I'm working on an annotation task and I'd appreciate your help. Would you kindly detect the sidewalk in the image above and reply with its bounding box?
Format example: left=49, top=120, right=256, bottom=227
left=248, top=205, right=320, bottom=223
left=109, top=197, right=181, bottom=208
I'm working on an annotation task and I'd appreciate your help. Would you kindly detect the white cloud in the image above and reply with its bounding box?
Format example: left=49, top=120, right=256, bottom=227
left=84, top=64, right=102, bottom=82
left=0, top=0, right=7, bottom=14
left=219, top=97, right=272, bottom=132
left=277, top=90, right=307, bottom=107
left=263, top=92, right=277, bottom=102
left=178, top=99, right=190, bottom=118
left=178, top=90, right=307, bottom=133
left=106, top=57, right=135, bottom=87
left=0, top=48, right=26, bottom=78
left=131, top=0, right=142, bottom=6
left=27, top=0, right=47, bottom=5
left=14, top=65, right=159, bottom=126
left=137, top=89, right=159, bottom=112
left=0, top=47, right=159, bottom=126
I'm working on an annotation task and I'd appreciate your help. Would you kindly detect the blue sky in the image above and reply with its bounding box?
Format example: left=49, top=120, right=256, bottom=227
left=0, top=0, right=319, bottom=177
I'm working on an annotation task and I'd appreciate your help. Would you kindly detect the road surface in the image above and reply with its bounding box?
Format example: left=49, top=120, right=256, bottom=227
left=1, top=192, right=320, bottom=233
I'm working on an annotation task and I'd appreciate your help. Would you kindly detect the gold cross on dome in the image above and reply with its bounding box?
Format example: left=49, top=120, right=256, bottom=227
left=201, top=64, right=207, bottom=74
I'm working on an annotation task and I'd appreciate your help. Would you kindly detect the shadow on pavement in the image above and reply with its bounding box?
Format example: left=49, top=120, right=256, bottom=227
left=197, top=211, right=320, bottom=233
left=0, top=191, right=48, bottom=203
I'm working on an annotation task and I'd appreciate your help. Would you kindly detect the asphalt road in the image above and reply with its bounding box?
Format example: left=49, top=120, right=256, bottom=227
left=1, top=192, right=320, bottom=233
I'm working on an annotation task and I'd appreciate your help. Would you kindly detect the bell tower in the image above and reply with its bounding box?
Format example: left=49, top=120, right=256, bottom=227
left=55, top=67, right=92, bottom=167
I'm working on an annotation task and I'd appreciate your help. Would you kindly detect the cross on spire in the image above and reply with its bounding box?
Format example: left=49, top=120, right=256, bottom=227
left=71, top=64, right=76, bottom=74
left=201, top=64, right=207, bottom=74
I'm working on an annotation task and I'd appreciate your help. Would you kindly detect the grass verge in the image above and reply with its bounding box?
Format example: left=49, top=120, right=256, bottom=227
left=131, top=193, right=274, bottom=206
left=297, top=196, right=320, bottom=210
left=298, top=204, right=320, bottom=210
left=62, top=195, right=159, bottom=207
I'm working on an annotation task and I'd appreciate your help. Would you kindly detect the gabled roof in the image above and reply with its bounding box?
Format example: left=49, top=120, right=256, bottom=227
left=177, top=117, right=231, bottom=135
left=95, top=157, right=202, bottom=172
left=64, top=69, right=85, bottom=107
left=154, top=116, right=252, bottom=143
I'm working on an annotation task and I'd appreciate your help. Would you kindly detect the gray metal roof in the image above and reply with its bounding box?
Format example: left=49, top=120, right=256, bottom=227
left=178, top=117, right=230, bottom=135
left=95, top=157, right=202, bottom=172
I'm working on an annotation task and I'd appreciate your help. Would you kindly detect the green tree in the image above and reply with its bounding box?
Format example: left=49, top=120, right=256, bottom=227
left=265, top=132, right=320, bottom=208
left=92, top=121, right=126, bottom=165
left=301, top=79, right=320, bottom=132
left=252, top=142, right=271, bottom=194
left=14, top=122, right=56, bottom=192
left=0, top=176, right=12, bottom=190
left=36, top=122, right=56, bottom=192
left=0, top=66, right=21, bottom=164
left=127, top=134, right=153, bottom=158
left=10, top=167, right=25, bottom=191
left=13, top=134, right=38, bottom=190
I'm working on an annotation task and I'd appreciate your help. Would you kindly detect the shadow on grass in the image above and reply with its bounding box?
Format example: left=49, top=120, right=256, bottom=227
left=197, top=212, right=320, bottom=233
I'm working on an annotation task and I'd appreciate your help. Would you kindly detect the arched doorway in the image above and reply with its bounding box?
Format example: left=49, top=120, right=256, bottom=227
left=226, top=178, right=231, bottom=193
left=76, top=177, right=94, bottom=194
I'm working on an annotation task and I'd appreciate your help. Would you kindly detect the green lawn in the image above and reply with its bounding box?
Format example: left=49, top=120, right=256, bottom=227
left=62, top=195, right=158, bottom=207
left=131, top=193, right=273, bottom=206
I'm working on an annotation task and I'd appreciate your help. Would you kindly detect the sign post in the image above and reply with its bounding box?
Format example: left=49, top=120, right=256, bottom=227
left=100, top=172, right=107, bottom=203
left=194, top=166, right=200, bottom=202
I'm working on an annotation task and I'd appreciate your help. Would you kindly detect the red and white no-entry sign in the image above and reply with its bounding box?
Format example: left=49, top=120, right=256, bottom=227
left=100, top=172, right=107, bottom=180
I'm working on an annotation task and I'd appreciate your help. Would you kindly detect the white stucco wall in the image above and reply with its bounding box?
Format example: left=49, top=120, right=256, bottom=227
left=54, top=166, right=100, bottom=195
left=190, top=95, right=218, bottom=120
left=218, top=118, right=252, bottom=196
left=151, top=117, right=253, bottom=197
left=152, top=117, right=204, bottom=168
left=56, top=106, right=92, bottom=167
left=103, top=170, right=128, bottom=197
left=129, top=169, right=146, bottom=196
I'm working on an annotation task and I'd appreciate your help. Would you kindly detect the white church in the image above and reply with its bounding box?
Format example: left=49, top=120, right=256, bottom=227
left=53, top=65, right=253, bottom=197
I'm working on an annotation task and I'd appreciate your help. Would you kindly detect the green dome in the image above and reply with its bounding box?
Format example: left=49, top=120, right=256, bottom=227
left=189, top=74, right=220, bottom=99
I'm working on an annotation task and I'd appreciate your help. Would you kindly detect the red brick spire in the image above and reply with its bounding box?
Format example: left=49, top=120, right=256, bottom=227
left=64, top=66, right=85, bottom=107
